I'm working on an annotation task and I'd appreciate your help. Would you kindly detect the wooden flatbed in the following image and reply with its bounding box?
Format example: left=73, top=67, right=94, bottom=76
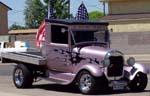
left=1, top=51, right=46, bottom=65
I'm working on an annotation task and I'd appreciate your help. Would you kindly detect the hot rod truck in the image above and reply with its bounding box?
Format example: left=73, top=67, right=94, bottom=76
left=1, top=19, right=148, bottom=94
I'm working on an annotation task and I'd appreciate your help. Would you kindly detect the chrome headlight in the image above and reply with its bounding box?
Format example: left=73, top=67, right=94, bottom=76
left=102, top=58, right=110, bottom=67
left=105, top=50, right=124, bottom=58
left=127, top=57, right=135, bottom=66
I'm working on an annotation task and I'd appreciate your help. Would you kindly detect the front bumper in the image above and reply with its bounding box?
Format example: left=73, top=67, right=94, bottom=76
left=109, top=80, right=128, bottom=90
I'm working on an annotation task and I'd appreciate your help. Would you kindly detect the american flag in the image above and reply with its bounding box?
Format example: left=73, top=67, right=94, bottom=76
left=75, top=2, right=89, bottom=20
left=36, top=20, right=46, bottom=46
left=36, top=0, right=56, bottom=47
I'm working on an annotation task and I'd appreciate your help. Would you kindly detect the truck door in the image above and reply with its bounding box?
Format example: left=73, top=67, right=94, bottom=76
left=47, top=25, right=72, bottom=73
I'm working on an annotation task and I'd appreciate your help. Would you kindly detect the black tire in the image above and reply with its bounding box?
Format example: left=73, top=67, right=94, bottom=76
left=129, top=72, right=148, bottom=92
left=77, top=71, right=108, bottom=94
left=77, top=71, right=96, bottom=94
left=13, top=64, right=33, bottom=88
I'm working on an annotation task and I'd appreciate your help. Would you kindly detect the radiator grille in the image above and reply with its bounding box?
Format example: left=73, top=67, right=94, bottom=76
left=107, top=56, right=124, bottom=77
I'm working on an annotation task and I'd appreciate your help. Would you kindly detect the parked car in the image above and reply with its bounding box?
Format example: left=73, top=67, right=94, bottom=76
left=0, top=41, right=29, bottom=58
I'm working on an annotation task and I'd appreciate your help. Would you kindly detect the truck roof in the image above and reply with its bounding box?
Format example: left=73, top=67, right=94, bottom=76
left=45, top=19, right=108, bottom=25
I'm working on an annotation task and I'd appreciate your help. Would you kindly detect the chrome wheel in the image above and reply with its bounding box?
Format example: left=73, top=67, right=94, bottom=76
left=14, top=69, right=24, bottom=86
left=78, top=71, right=97, bottom=94
left=13, top=64, right=33, bottom=88
left=79, top=74, right=92, bottom=93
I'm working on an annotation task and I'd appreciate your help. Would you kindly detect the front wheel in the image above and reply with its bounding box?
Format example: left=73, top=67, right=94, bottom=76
left=129, top=72, right=148, bottom=92
left=78, top=71, right=97, bottom=94
left=13, top=64, right=33, bottom=88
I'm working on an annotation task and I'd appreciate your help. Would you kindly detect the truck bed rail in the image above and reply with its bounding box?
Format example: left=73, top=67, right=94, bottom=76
left=1, top=52, right=46, bottom=65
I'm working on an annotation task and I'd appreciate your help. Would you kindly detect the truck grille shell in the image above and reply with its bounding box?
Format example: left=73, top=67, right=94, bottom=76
left=107, top=56, right=124, bottom=77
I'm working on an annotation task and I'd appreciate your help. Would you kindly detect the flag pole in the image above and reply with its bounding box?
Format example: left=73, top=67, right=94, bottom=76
left=68, top=0, right=70, bottom=19
left=103, top=2, right=106, bottom=16
left=48, top=0, right=50, bottom=19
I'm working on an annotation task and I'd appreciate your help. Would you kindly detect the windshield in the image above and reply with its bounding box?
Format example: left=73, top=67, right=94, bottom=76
left=71, top=30, right=109, bottom=45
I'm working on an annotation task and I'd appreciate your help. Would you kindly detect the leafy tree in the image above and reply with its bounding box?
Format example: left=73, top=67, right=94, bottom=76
left=44, top=0, right=70, bottom=19
left=24, top=0, right=70, bottom=28
left=24, top=0, right=46, bottom=28
left=89, top=11, right=104, bottom=20
left=9, top=23, right=26, bottom=30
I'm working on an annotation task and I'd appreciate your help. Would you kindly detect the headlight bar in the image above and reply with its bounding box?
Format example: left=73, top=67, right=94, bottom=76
left=127, top=57, right=135, bottom=66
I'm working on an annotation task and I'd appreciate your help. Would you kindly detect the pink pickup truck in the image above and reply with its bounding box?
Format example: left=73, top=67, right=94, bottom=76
left=1, top=19, right=148, bottom=94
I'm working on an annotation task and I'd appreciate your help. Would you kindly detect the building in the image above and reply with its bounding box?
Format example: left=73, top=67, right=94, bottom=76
left=101, top=0, right=150, bottom=33
left=0, top=2, right=11, bottom=35
left=100, top=0, right=150, bottom=61
left=9, top=29, right=38, bottom=48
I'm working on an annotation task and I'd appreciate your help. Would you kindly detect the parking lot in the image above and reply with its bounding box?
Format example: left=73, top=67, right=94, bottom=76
left=0, top=64, right=150, bottom=96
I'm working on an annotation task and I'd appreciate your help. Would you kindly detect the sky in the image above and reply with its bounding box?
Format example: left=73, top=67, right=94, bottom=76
left=0, top=0, right=106, bottom=27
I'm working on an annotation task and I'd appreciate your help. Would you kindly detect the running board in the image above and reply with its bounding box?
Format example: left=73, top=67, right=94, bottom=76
left=41, top=77, right=67, bottom=84
left=42, top=70, right=76, bottom=85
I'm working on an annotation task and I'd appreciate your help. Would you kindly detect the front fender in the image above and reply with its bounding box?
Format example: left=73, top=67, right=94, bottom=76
left=124, top=63, right=147, bottom=80
left=75, top=64, right=104, bottom=77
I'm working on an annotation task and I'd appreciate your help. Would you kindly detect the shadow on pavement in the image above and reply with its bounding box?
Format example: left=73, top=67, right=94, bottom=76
left=32, top=84, right=80, bottom=94
left=31, top=84, right=150, bottom=95
left=109, top=90, right=150, bottom=95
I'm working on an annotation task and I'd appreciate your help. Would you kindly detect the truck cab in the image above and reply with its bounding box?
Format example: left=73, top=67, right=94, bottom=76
left=42, top=19, right=110, bottom=73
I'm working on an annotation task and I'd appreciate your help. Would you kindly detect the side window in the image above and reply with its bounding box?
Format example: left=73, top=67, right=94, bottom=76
left=51, top=25, right=68, bottom=44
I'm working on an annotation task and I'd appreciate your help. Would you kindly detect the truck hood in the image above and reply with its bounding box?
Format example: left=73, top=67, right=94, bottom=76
left=73, top=46, right=109, bottom=59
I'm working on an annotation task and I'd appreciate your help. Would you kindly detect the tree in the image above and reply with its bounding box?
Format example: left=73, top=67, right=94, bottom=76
left=89, top=11, right=104, bottom=20
left=24, top=0, right=46, bottom=28
left=24, top=0, right=70, bottom=28
left=44, top=0, right=70, bottom=19
left=9, top=23, right=26, bottom=30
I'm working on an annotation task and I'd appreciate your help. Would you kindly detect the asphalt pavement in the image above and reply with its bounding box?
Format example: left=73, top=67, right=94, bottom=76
left=0, top=64, right=14, bottom=76
left=0, top=63, right=150, bottom=96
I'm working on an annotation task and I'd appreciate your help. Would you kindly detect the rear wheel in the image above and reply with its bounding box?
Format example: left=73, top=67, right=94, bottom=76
left=129, top=72, right=148, bottom=92
left=13, top=64, right=33, bottom=88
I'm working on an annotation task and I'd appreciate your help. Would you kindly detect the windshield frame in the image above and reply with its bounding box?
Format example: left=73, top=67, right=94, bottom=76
left=70, top=30, right=110, bottom=47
